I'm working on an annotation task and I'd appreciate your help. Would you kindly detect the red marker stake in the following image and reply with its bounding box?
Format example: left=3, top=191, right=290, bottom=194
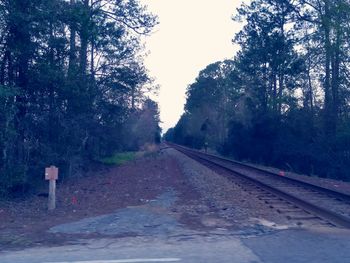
left=72, top=196, right=78, bottom=205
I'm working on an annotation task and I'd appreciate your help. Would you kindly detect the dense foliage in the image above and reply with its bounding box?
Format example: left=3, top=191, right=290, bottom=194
left=0, top=0, right=161, bottom=197
left=166, top=0, right=350, bottom=180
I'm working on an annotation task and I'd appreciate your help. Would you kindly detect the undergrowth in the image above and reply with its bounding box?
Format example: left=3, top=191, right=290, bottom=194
left=99, top=152, right=136, bottom=166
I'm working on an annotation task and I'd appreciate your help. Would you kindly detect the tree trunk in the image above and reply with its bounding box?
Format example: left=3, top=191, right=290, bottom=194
left=323, top=0, right=334, bottom=135
left=0, top=52, right=6, bottom=85
left=68, top=0, right=77, bottom=76
left=90, top=37, right=95, bottom=80
left=331, top=10, right=341, bottom=132
left=277, top=5, right=286, bottom=115
left=79, top=0, right=90, bottom=79
left=272, top=72, right=277, bottom=113
left=307, top=62, right=314, bottom=113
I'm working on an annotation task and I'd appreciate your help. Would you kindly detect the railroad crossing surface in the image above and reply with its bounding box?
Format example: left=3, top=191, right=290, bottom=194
left=1, top=145, right=350, bottom=262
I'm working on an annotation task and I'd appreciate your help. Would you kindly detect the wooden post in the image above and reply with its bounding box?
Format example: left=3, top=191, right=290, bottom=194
left=45, top=166, right=58, bottom=210
left=48, top=179, right=56, bottom=210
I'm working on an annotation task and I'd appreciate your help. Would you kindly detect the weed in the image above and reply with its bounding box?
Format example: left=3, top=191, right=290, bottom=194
left=99, top=152, right=136, bottom=166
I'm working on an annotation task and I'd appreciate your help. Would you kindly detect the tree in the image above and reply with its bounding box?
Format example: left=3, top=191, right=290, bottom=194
left=169, top=0, right=350, bottom=180
left=293, top=0, right=350, bottom=134
left=234, top=0, right=303, bottom=115
left=0, top=0, right=159, bottom=196
left=171, top=60, right=242, bottom=150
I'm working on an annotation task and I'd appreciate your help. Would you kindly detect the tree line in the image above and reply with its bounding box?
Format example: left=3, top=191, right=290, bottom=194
left=165, top=0, right=350, bottom=181
left=0, top=0, right=161, bottom=197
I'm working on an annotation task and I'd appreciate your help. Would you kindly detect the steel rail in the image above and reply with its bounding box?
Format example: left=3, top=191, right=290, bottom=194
left=167, top=143, right=350, bottom=202
left=168, top=143, right=350, bottom=229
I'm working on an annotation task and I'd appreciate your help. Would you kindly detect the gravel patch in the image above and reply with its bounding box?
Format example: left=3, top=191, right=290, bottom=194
left=164, top=147, right=291, bottom=230
left=49, top=188, right=184, bottom=237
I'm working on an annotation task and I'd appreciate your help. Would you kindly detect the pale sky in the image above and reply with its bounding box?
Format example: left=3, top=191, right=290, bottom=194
left=140, top=0, right=245, bottom=132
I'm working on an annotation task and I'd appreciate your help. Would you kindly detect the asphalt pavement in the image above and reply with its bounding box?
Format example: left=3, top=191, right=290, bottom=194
left=2, top=187, right=350, bottom=263
left=2, top=227, right=350, bottom=263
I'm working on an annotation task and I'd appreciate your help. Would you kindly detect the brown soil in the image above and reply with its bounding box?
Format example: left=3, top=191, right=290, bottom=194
left=0, top=149, right=202, bottom=251
left=3, top=146, right=336, bottom=252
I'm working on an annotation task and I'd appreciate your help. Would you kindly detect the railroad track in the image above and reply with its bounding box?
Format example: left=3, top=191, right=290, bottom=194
left=167, top=143, right=350, bottom=229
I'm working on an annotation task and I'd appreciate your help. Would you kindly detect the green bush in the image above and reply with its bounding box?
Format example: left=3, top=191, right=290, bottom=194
left=99, top=152, right=136, bottom=166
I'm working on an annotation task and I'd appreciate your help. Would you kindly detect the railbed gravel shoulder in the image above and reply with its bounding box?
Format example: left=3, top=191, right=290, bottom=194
left=164, top=147, right=292, bottom=230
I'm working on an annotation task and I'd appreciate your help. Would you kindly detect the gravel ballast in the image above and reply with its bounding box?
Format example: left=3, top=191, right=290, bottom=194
left=164, top=147, right=291, bottom=230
